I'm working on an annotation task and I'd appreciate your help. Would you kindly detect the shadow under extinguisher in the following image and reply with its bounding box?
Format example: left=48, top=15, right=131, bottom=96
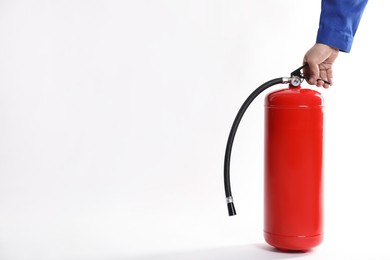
left=224, top=64, right=326, bottom=252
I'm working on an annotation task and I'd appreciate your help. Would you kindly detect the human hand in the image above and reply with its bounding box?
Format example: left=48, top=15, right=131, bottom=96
left=303, top=43, right=339, bottom=88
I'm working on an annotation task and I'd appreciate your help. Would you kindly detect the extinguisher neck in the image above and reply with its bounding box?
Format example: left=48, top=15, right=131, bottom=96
left=289, top=84, right=301, bottom=89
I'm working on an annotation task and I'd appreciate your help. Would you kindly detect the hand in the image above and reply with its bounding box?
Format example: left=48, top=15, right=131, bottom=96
left=303, top=43, right=339, bottom=88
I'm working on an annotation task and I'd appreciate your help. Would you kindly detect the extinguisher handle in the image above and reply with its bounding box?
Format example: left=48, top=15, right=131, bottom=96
left=291, top=64, right=308, bottom=78
left=292, top=63, right=331, bottom=85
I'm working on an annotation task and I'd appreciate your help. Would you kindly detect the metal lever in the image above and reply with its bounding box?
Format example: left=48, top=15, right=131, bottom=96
left=291, top=64, right=331, bottom=85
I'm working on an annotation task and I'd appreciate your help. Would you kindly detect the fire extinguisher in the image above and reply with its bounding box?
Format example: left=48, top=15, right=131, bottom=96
left=224, top=65, right=325, bottom=251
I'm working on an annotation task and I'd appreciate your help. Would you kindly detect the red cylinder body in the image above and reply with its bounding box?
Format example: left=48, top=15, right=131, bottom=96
left=264, top=86, right=324, bottom=251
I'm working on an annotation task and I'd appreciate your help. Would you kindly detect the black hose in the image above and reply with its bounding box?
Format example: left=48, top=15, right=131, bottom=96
left=224, top=77, right=284, bottom=216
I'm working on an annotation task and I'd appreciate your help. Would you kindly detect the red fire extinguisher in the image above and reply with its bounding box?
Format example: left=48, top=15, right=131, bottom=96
left=224, top=65, right=325, bottom=251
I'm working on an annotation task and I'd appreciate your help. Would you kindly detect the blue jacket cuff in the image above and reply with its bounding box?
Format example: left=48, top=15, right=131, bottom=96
left=316, top=26, right=354, bottom=53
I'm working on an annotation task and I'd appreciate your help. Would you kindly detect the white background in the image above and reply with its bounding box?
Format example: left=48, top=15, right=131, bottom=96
left=0, top=1, right=389, bottom=260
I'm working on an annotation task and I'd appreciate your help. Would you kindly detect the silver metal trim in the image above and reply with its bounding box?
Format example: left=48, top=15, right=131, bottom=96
left=282, top=77, right=291, bottom=84
left=226, top=196, right=234, bottom=203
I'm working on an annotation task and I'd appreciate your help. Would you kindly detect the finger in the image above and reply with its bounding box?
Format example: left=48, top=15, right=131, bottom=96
left=316, top=79, right=324, bottom=88
left=305, top=61, right=319, bottom=85
left=323, top=80, right=330, bottom=89
left=326, top=68, right=334, bottom=86
left=319, top=69, right=328, bottom=88
left=302, top=62, right=310, bottom=83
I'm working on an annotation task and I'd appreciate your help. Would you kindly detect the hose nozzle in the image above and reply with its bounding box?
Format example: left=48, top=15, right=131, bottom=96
left=226, top=196, right=236, bottom=216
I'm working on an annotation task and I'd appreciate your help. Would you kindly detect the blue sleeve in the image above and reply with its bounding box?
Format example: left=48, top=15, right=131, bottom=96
left=316, top=0, right=368, bottom=53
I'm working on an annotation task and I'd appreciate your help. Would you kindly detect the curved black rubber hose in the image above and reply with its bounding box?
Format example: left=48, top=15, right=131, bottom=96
left=224, top=77, right=284, bottom=216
